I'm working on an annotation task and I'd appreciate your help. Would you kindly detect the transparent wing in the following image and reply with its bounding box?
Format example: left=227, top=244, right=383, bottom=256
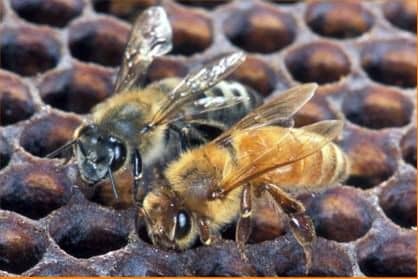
left=213, top=83, right=318, bottom=145
left=147, top=52, right=246, bottom=127
left=114, top=6, right=172, bottom=93
left=220, top=120, right=344, bottom=192
left=164, top=94, right=250, bottom=124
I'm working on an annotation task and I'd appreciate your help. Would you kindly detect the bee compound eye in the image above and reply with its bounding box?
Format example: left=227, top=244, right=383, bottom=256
left=175, top=210, right=191, bottom=239
left=108, top=136, right=127, bottom=171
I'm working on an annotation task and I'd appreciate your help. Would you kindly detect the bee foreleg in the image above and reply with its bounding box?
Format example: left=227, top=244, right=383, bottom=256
left=132, top=149, right=143, bottom=190
left=197, top=216, right=221, bottom=246
left=168, top=123, right=208, bottom=151
left=235, top=184, right=253, bottom=261
left=261, top=183, right=315, bottom=274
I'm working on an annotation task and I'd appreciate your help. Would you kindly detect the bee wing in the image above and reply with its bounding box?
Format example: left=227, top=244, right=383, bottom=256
left=220, top=120, right=344, bottom=192
left=213, top=83, right=318, bottom=145
left=148, top=52, right=246, bottom=127
left=114, top=6, right=172, bottom=93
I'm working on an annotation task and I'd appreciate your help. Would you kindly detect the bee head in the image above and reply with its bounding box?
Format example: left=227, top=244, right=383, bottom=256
left=75, top=124, right=127, bottom=184
left=139, top=187, right=196, bottom=250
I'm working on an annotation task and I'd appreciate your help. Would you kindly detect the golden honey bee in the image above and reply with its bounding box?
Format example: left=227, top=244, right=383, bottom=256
left=138, top=83, right=350, bottom=269
left=48, top=6, right=262, bottom=206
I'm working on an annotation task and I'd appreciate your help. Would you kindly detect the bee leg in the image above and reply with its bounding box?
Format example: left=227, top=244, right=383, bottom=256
left=132, top=148, right=143, bottom=194
left=168, top=123, right=190, bottom=151
left=236, top=183, right=253, bottom=261
left=262, top=183, right=315, bottom=275
left=197, top=216, right=221, bottom=246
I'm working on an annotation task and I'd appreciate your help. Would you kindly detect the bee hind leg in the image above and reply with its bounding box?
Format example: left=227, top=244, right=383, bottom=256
left=235, top=183, right=253, bottom=261
left=261, top=183, right=315, bottom=275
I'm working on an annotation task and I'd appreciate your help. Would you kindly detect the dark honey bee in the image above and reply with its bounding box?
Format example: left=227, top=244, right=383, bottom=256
left=47, top=7, right=261, bottom=205
left=138, top=83, right=350, bottom=270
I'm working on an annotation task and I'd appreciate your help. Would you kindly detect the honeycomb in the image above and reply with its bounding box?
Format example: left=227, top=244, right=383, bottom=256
left=0, top=0, right=416, bottom=276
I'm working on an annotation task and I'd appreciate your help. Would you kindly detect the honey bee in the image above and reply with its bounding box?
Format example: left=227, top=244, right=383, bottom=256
left=138, top=83, right=350, bottom=270
left=47, top=6, right=262, bottom=205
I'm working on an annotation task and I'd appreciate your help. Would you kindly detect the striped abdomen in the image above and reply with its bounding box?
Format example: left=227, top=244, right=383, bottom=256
left=231, top=126, right=349, bottom=192
left=202, top=80, right=263, bottom=126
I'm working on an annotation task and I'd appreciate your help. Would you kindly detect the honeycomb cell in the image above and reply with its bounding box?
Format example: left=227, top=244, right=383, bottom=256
left=383, top=0, right=416, bottom=33
left=39, top=63, right=114, bottom=114
left=308, top=238, right=353, bottom=276
left=0, top=213, right=48, bottom=274
left=0, top=160, right=73, bottom=219
left=379, top=167, right=416, bottom=228
left=305, top=1, right=374, bottom=39
left=176, top=0, right=231, bottom=9
left=0, top=71, right=35, bottom=126
left=0, top=136, right=11, bottom=170
left=0, top=26, right=61, bottom=76
left=26, top=261, right=97, bottom=276
left=93, top=0, right=157, bottom=22
left=285, top=42, right=351, bottom=84
left=307, top=187, right=373, bottom=242
left=357, top=230, right=416, bottom=276
left=68, top=18, right=129, bottom=67
left=20, top=113, right=81, bottom=158
left=342, top=85, right=413, bottom=129
left=49, top=205, right=129, bottom=258
left=401, top=127, right=416, bottom=167
left=112, top=248, right=177, bottom=276
left=294, top=95, right=336, bottom=127
left=361, top=39, right=416, bottom=88
left=341, top=126, right=398, bottom=188
left=145, top=57, right=188, bottom=84
left=167, top=4, right=213, bottom=55
left=223, top=3, right=296, bottom=54
left=11, top=0, right=84, bottom=28
left=249, top=192, right=287, bottom=243
left=229, top=55, right=277, bottom=96
left=194, top=242, right=256, bottom=276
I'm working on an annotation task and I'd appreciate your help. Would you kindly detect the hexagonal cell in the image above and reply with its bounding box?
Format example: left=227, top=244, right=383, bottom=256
left=307, top=187, right=373, bottom=242
left=379, top=167, right=416, bottom=228
left=308, top=238, right=353, bottom=276
left=25, top=261, right=97, bottom=276
left=0, top=160, right=73, bottom=219
left=229, top=55, right=277, bottom=96
left=305, top=1, right=374, bottom=39
left=11, top=0, right=84, bottom=28
left=176, top=0, right=231, bottom=9
left=223, top=3, right=296, bottom=54
left=68, top=17, right=129, bottom=67
left=0, top=136, right=11, bottom=170
left=401, top=127, right=416, bottom=167
left=20, top=113, right=81, bottom=158
left=356, top=230, right=416, bottom=276
left=92, top=0, right=157, bottom=22
left=285, top=42, right=351, bottom=84
left=341, top=127, right=398, bottom=188
left=0, top=213, right=48, bottom=274
left=361, top=39, right=416, bottom=88
left=145, top=57, right=188, bottom=84
left=49, top=205, right=129, bottom=258
left=0, top=71, right=35, bottom=126
left=342, top=85, right=413, bottom=129
left=112, top=248, right=178, bottom=276
left=0, top=26, right=61, bottom=76
left=39, top=63, right=114, bottom=114
left=294, top=95, right=336, bottom=127
left=166, top=4, right=213, bottom=55
left=383, top=0, right=416, bottom=33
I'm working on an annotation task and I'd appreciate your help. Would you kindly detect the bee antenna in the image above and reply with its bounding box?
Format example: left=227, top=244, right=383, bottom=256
left=108, top=168, right=119, bottom=200
left=46, top=139, right=77, bottom=159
